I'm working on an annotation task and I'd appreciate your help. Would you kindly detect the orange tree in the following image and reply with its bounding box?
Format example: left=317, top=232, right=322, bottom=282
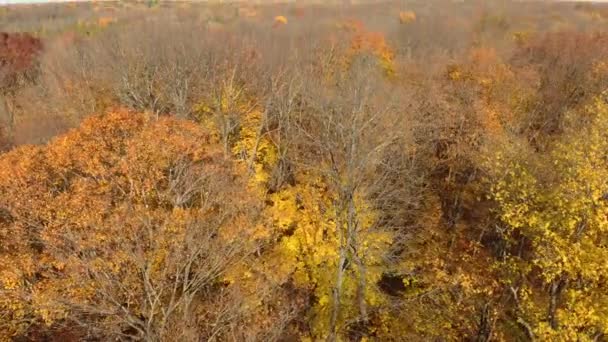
left=0, top=110, right=280, bottom=341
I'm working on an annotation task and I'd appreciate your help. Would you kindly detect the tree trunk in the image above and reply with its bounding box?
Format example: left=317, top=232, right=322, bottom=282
left=548, top=277, right=566, bottom=330
left=328, top=204, right=347, bottom=342
left=347, top=196, right=367, bottom=321
left=476, top=303, right=492, bottom=342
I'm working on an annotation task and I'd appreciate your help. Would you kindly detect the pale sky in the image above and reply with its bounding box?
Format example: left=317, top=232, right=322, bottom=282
left=0, top=0, right=89, bottom=4
left=0, top=0, right=87, bottom=3
left=1, top=0, right=608, bottom=4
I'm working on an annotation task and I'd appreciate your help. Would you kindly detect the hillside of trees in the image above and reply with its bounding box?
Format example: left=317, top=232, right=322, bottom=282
left=1, top=1, right=608, bottom=341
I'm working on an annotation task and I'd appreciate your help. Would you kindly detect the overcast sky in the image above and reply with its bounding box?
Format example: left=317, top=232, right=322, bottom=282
left=0, top=0, right=84, bottom=3
left=0, top=0, right=88, bottom=4
left=1, top=0, right=608, bottom=4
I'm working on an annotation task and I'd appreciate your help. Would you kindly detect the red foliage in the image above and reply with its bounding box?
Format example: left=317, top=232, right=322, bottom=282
left=0, top=32, right=43, bottom=90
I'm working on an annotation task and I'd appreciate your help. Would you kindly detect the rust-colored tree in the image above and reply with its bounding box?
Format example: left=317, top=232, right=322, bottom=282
left=0, top=32, right=43, bottom=146
left=0, top=110, right=287, bottom=341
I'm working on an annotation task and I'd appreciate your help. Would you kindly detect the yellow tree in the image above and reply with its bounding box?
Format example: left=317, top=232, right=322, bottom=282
left=264, top=64, right=419, bottom=340
left=490, top=98, right=608, bottom=340
left=210, top=57, right=424, bottom=339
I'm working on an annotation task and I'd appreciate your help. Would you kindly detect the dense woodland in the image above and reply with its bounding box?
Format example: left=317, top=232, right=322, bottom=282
left=1, top=0, right=608, bottom=341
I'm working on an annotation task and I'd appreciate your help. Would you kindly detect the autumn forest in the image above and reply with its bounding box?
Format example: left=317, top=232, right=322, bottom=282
left=1, top=0, right=608, bottom=341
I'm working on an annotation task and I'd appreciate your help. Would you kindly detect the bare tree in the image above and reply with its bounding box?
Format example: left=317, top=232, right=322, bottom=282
left=291, top=57, right=420, bottom=341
